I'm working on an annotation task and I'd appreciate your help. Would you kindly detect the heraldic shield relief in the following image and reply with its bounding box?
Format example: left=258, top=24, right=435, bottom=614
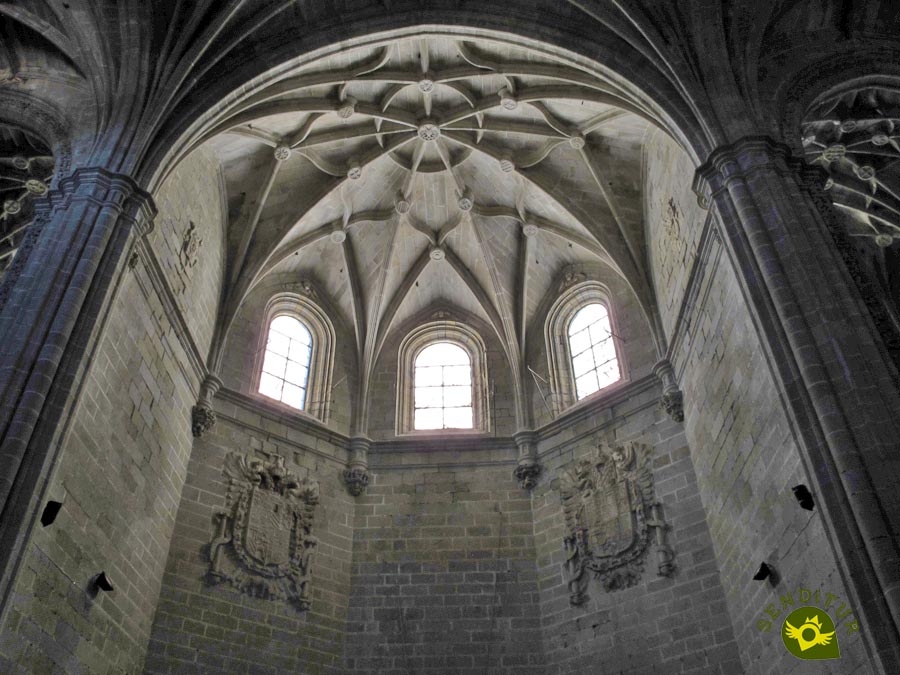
left=560, top=440, right=675, bottom=605
left=208, top=452, right=319, bottom=611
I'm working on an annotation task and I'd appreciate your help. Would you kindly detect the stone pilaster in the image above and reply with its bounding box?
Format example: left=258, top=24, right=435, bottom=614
left=0, top=167, right=155, bottom=619
left=513, top=429, right=541, bottom=490
left=695, top=136, right=900, bottom=671
left=343, top=436, right=371, bottom=497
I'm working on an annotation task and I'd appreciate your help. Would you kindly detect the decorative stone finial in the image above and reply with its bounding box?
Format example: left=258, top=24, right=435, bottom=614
left=568, top=134, right=586, bottom=150
left=429, top=247, right=445, bottom=261
left=330, top=229, right=347, bottom=244
left=457, top=190, right=474, bottom=212
left=273, top=145, right=292, bottom=161
left=417, top=119, right=441, bottom=142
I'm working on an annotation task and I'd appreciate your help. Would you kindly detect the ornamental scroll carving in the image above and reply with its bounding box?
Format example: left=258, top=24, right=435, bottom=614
left=560, top=441, right=675, bottom=605
left=208, top=452, right=319, bottom=611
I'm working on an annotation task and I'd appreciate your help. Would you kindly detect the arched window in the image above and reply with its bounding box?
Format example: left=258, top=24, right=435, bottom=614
left=567, top=303, right=620, bottom=399
left=253, top=288, right=335, bottom=421
left=259, top=315, right=313, bottom=410
left=544, top=279, right=626, bottom=415
left=413, top=342, right=473, bottom=430
left=396, top=321, right=489, bottom=434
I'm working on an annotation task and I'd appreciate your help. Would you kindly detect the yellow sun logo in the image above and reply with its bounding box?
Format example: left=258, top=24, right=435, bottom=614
left=782, top=607, right=840, bottom=660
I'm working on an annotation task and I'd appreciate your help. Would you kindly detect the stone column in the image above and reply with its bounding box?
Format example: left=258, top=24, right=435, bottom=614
left=513, top=429, right=541, bottom=490
left=343, top=436, right=371, bottom=496
left=695, top=136, right=900, bottom=671
left=0, top=167, right=154, bottom=616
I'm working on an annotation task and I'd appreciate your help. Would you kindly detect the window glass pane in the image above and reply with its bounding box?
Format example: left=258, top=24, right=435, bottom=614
left=262, top=352, right=287, bottom=378
left=572, top=350, right=595, bottom=378
left=443, top=385, right=472, bottom=407
left=259, top=372, right=283, bottom=399
left=597, top=367, right=620, bottom=389
left=568, top=328, right=592, bottom=357
left=259, top=315, right=314, bottom=410
left=588, top=321, right=611, bottom=345
left=443, top=365, right=471, bottom=386
left=575, top=372, right=600, bottom=399
left=415, top=386, right=443, bottom=409
left=568, top=302, right=620, bottom=400
left=282, top=383, right=306, bottom=410
left=285, top=361, right=308, bottom=387
left=412, top=341, right=474, bottom=430
left=415, top=365, right=442, bottom=387
left=417, top=342, right=469, bottom=367
left=288, top=340, right=310, bottom=363
left=569, top=304, right=606, bottom=335
left=266, top=330, right=290, bottom=357
left=593, top=342, right=616, bottom=367
left=415, top=407, right=443, bottom=430
left=443, top=407, right=472, bottom=429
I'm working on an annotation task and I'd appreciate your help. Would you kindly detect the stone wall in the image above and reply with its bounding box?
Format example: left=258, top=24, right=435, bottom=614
left=668, top=225, right=871, bottom=674
left=644, top=129, right=871, bottom=673
left=143, top=399, right=354, bottom=675
left=532, top=378, right=742, bottom=674
left=0, top=153, right=224, bottom=675
left=342, top=441, right=546, bottom=674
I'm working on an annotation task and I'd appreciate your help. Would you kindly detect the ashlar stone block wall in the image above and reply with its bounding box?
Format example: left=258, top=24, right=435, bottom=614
left=0, top=149, right=225, bottom=675
left=644, top=131, right=871, bottom=674
left=532, top=380, right=742, bottom=675
left=343, top=442, right=546, bottom=674
left=143, top=400, right=355, bottom=675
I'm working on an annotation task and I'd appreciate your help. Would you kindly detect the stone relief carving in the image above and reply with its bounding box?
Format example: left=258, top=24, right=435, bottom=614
left=209, top=452, right=319, bottom=611
left=558, top=268, right=587, bottom=293
left=180, top=220, right=202, bottom=269
left=560, top=440, right=675, bottom=605
left=662, top=197, right=681, bottom=241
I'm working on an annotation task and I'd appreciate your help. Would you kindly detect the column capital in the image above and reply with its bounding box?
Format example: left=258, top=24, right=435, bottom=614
left=693, top=136, right=800, bottom=207
left=54, top=167, right=157, bottom=237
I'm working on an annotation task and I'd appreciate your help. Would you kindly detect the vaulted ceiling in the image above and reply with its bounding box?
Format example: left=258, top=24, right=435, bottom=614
left=195, top=35, right=661, bottom=423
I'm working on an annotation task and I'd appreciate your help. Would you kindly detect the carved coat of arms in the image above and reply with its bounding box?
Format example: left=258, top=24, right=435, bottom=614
left=208, top=452, right=319, bottom=610
left=560, top=441, right=675, bottom=604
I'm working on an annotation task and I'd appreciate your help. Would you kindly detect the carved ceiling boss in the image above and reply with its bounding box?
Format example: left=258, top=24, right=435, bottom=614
left=560, top=440, right=675, bottom=605
left=209, top=452, right=319, bottom=610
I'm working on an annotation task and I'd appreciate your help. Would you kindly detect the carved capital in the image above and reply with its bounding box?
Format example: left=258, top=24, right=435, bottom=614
left=343, top=467, right=370, bottom=497
left=693, top=136, right=795, bottom=204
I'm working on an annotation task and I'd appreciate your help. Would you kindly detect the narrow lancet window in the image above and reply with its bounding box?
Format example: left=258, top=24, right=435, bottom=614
left=259, top=315, right=312, bottom=410
left=413, top=342, right=473, bottom=430
left=568, top=303, right=620, bottom=399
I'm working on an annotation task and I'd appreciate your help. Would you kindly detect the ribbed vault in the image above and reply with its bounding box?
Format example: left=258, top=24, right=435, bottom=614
left=183, top=35, right=666, bottom=432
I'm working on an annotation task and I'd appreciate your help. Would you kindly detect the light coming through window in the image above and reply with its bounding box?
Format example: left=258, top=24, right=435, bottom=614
left=413, top=342, right=473, bottom=430
left=568, top=303, right=620, bottom=399
left=259, top=315, right=312, bottom=410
